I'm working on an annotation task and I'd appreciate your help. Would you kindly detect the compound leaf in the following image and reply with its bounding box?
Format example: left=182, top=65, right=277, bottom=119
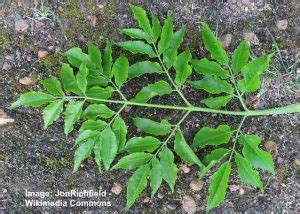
left=158, top=15, right=173, bottom=54
left=188, top=76, right=233, bottom=94
left=174, top=48, right=192, bottom=85
left=112, top=152, right=153, bottom=169
left=112, top=55, right=129, bottom=87
left=64, top=101, right=84, bottom=136
left=86, top=86, right=114, bottom=100
left=83, top=104, right=114, bottom=120
left=112, top=116, right=127, bottom=152
left=200, top=95, right=233, bottom=109
left=41, top=76, right=65, bottom=96
left=76, top=63, right=89, bottom=94
left=129, top=5, right=153, bottom=37
left=42, top=99, right=64, bottom=129
left=60, top=63, right=81, bottom=94
left=133, top=117, right=171, bottom=136
left=193, top=125, right=231, bottom=148
left=79, top=120, right=107, bottom=133
left=128, top=61, right=163, bottom=79
left=190, top=58, right=229, bottom=78
left=231, top=40, right=250, bottom=74
left=10, top=91, right=54, bottom=109
left=73, top=140, right=95, bottom=173
left=125, top=136, right=161, bottom=153
left=100, top=126, right=118, bottom=170
left=116, top=41, right=156, bottom=58
left=103, top=40, right=113, bottom=79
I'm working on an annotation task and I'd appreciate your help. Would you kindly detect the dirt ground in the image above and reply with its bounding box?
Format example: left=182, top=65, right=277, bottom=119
left=0, top=0, right=299, bottom=213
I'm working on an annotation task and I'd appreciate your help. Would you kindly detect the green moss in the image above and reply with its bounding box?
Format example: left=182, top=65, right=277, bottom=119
left=277, top=164, right=293, bottom=182
left=0, top=28, right=12, bottom=51
left=40, top=53, right=64, bottom=74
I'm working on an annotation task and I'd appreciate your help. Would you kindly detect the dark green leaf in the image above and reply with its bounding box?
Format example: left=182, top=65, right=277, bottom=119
left=75, top=130, right=99, bottom=144
left=116, top=41, right=156, bottom=58
left=103, top=40, right=113, bottom=79
left=158, top=15, right=173, bottom=54
left=150, top=157, right=162, bottom=198
left=125, top=136, right=161, bottom=153
left=112, top=116, right=127, bottom=152
left=193, top=125, right=231, bottom=148
left=88, top=42, right=102, bottom=72
left=100, top=126, right=118, bottom=170
left=60, top=63, right=81, bottom=94
left=41, top=76, right=65, bottom=96
left=112, top=55, right=129, bottom=87
left=42, top=100, right=64, bottom=129
left=151, top=12, right=161, bottom=42
left=10, top=92, right=54, bottom=109
left=174, top=48, right=192, bottom=85
left=200, top=95, right=233, bottom=109
left=129, top=5, right=153, bottom=37
left=76, top=63, right=88, bottom=94
left=112, top=152, right=152, bottom=169
left=203, top=148, right=230, bottom=165
left=131, top=80, right=172, bottom=103
left=86, top=86, right=114, bottom=100
left=133, top=117, right=171, bottom=136
left=231, top=40, right=250, bottom=74
left=87, top=75, right=108, bottom=87
left=73, top=140, right=95, bottom=173
left=64, top=101, right=84, bottom=136
left=190, top=58, right=229, bottom=78
left=83, top=104, right=114, bottom=120
left=121, top=28, right=152, bottom=43
left=79, top=120, right=107, bottom=133
left=188, top=76, right=233, bottom=94
left=94, top=136, right=102, bottom=173
left=128, top=61, right=163, bottom=79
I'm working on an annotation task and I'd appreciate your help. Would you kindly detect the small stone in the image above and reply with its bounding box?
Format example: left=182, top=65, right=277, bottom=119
left=264, top=140, right=278, bottom=157
left=179, top=163, right=190, bottom=174
left=143, top=196, right=150, bottom=203
left=189, top=179, right=203, bottom=192
left=2, top=62, right=11, bottom=70
left=15, top=19, right=29, bottom=32
left=294, top=158, right=300, bottom=166
left=182, top=195, right=196, bottom=214
left=38, top=50, right=48, bottom=59
left=276, top=20, right=288, bottom=30
left=48, top=46, right=54, bottom=50
left=239, top=188, right=245, bottom=195
left=157, top=192, right=164, bottom=199
left=19, top=76, right=33, bottom=85
left=243, top=32, right=259, bottom=44
left=96, top=4, right=104, bottom=9
left=167, top=203, right=177, bottom=210
left=220, top=33, right=232, bottom=49
left=0, top=109, right=14, bottom=126
left=277, top=157, right=283, bottom=164
left=111, top=182, right=122, bottom=195
left=35, top=21, right=45, bottom=29
left=229, top=184, right=240, bottom=192
left=87, top=15, right=97, bottom=27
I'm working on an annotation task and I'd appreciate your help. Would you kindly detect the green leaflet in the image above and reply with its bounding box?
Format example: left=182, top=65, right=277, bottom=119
left=112, top=152, right=153, bottom=169
left=112, top=116, right=127, bottom=152
left=193, top=125, right=231, bottom=148
left=201, top=22, right=229, bottom=65
left=76, top=63, right=89, bottom=94
left=125, top=136, right=161, bottom=153
left=121, top=28, right=152, bottom=43
left=112, top=55, right=129, bottom=87
left=239, top=135, right=275, bottom=173
left=63, top=47, right=95, bottom=71
left=133, top=117, right=171, bottom=136
left=188, top=76, right=233, bottom=94
left=41, top=76, right=65, bottom=96
left=150, top=157, right=163, bottom=198
left=200, top=95, right=233, bottom=109
left=126, top=164, right=150, bottom=209
left=231, top=40, right=250, bottom=74
left=129, top=5, right=153, bottom=37
left=94, top=135, right=102, bottom=173
left=64, top=101, right=84, bottom=136
left=237, top=55, right=271, bottom=93
left=151, top=12, right=161, bottom=42
left=79, top=120, right=107, bottom=133
left=60, top=63, right=81, bottom=94
left=75, top=130, right=99, bottom=144
left=174, top=130, right=203, bottom=167
left=116, top=41, right=156, bottom=58
left=174, top=48, right=192, bottom=85
left=103, top=40, right=113, bottom=79
left=128, top=61, right=163, bottom=79
left=131, top=80, right=172, bottom=103
left=85, top=86, right=114, bottom=100
left=203, top=148, right=230, bottom=165
left=10, top=91, right=54, bottom=109
left=163, top=26, right=185, bottom=68
left=207, top=162, right=231, bottom=212
left=190, top=58, right=229, bottom=78
left=83, top=104, right=114, bottom=120
left=199, top=160, right=218, bottom=179
left=158, top=15, right=173, bottom=54
left=42, top=100, right=64, bottom=129
left=87, top=75, right=108, bottom=88
left=73, top=140, right=95, bottom=173
left=235, top=152, right=263, bottom=191
left=88, top=42, right=102, bottom=72
left=100, top=126, right=118, bottom=170
left=159, top=147, right=178, bottom=192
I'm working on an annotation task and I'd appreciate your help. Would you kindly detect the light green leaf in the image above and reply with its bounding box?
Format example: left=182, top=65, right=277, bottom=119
left=200, top=95, right=233, bottom=109
left=159, top=147, right=178, bottom=192
left=235, top=153, right=263, bottom=191
left=151, top=12, right=161, bottom=42
left=133, top=117, right=171, bottom=136
left=193, top=125, right=231, bottom=148
left=112, top=116, right=127, bottom=152
left=131, top=80, right=172, bottom=103
left=158, top=15, right=173, bottom=54
left=86, top=86, right=114, bottom=100
left=83, top=104, right=114, bottom=120
left=75, top=130, right=99, bottom=144
left=112, top=152, right=152, bottom=169
left=103, top=40, right=113, bottom=79
left=60, top=63, right=81, bottom=94
left=237, top=55, right=271, bottom=93
left=128, top=61, right=163, bottom=79
left=41, top=76, right=65, bottom=96
left=188, top=76, right=233, bottom=94
left=174, top=48, right=192, bottom=85
left=121, top=28, right=152, bottom=43
left=88, top=42, right=102, bottom=72
left=150, top=157, right=162, bottom=198
left=94, top=137, right=102, bottom=173
left=112, top=55, right=129, bottom=87
left=190, top=58, right=229, bottom=78
left=73, top=140, right=95, bottom=173
left=201, top=23, right=229, bottom=65
left=129, top=5, right=153, bottom=37
left=64, top=101, right=84, bottom=136
left=87, top=75, right=108, bottom=87
left=125, top=136, right=161, bottom=153
left=207, top=161, right=231, bottom=212
left=10, top=92, right=54, bottom=109
left=42, top=100, right=64, bottom=129
left=79, top=120, right=107, bottom=133
left=163, top=26, right=185, bottom=68
left=231, top=40, right=250, bottom=74
left=116, top=41, right=156, bottom=58
left=76, top=63, right=89, bottom=94
left=126, top=164, right=150, bottom=209
left=203, top=148, right=230, bottom=165
left=100, top=126, right=118, bottom=170
left=240, top=135, right=275, bottom=173
left=174, top=130, right=203, bottom=167
left=63, top=47, right=95, bottom=70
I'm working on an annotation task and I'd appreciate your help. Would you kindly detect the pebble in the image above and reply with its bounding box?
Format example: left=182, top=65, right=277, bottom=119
left=19, top=76, right=33, bottom=85
left=243, top=32, right=259, bottom=44
left=294, top=158, right=300, bottom=166
left=276, top=19, right=288, bottom=30
left=143, top=196, right=150, bottom=203
left=38, top=50, right=48, bottom=59
left=111, top=182, right=122, bottom=195
left=189, top=179, right=203, bottom=192
left=157, top=192, right=164, bottom=199
left=87, top=15, right=97, bottom=27
left=264, top=141, right=278, bottom=157
left=179, top=163, right=190, bottom=174
left=229, top=184, right=240, bottom=192
left=0, top=109, right=15, bottom=126
left=15, top=19, right=29, bottom=32
left=2, top=62, right=11, bottom=70
left=239, top=188, right=245, bottom=195
left=220, top=33, right=232, bottom=49
left=277, top=157, right=283, bottom=164
left=167, top=203, right=177, bottom=210
left=182, top=195, right=196, bottom=213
